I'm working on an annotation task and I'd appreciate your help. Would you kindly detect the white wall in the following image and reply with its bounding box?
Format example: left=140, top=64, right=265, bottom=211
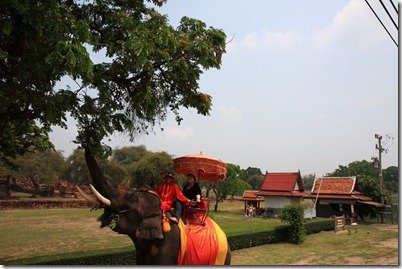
left=265, top=196, right=291, bottom=208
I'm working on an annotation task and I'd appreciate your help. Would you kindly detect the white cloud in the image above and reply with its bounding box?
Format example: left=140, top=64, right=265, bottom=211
left=165, top=126, right=194, bottom=140
left=311, top=0, right=394, bottom=49
left=243, top=32, right=259, bottom=49
left=317, top=112, right=329, bottom=120
left=261, top=30, right=302, bottom=47
left=241, top=30, right=301, bottom=50
left=218, top=105, right=243, bottom=124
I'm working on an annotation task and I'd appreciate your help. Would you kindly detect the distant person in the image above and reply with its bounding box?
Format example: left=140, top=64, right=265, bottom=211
left=248, top=206, right=253, bottom=218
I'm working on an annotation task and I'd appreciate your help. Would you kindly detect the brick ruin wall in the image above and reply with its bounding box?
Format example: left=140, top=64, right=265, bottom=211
left=0, top=199, right=97, bottom=210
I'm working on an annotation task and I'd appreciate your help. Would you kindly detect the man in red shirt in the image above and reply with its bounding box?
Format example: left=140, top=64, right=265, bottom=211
left=155, top=172, right=192, bottom=223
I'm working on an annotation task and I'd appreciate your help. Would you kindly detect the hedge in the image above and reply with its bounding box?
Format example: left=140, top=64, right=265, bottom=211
left=5, top=219, right=334, bottom=265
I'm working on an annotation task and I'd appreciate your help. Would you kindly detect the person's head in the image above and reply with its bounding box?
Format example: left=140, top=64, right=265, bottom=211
left=186, top=174, right=197, bottom=185
left=187, top=174, right=197, bottom=183
left=161, top=172, right=175, bottom=183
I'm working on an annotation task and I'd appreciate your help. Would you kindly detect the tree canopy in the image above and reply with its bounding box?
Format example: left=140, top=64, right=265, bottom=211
left=1, top=0, right=226, bottom=162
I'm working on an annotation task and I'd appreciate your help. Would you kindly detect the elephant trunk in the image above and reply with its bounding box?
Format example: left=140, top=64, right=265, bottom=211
left=84, top=146, right=116, bottom=201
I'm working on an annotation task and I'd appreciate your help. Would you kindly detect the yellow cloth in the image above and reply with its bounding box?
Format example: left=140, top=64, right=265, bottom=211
left=177, top=217, right=228, bottom=265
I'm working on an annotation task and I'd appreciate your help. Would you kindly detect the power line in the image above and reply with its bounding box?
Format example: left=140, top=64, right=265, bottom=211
left=364, top=0, right=398, bottom=47
left=389, top=0, right=398, bottom=14
left=379, top=0, right=398, bottom=29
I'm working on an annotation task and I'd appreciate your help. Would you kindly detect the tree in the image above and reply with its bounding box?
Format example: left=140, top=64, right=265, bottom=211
left=64, top=148, right=127, bottom=186
left=242, top=167, right=264, bottom=190
left=302, top=173, right=315, bottom=191
left=383, top=166, right=398, bottom=193
left=111, top=146, right=149, bottom=165
left=0, top=149, right=66, bottom=197
left=1, top=0, right=226, bottom=164
left=0, top=149, right=66, bottom=184
left=64, top=149, right=100, bottom=185
left=211, top=163, right=242, bottom=211
left=127, top=151, right=173, bottom=188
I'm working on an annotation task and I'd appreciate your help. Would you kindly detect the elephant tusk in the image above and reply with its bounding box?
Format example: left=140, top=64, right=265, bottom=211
left=75, top=185, right=97, bottom=203
left=90, top=184, right=112, bottom=206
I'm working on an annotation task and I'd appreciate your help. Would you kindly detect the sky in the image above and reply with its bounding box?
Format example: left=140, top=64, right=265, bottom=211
left=49, top=0, right=399, bottom=177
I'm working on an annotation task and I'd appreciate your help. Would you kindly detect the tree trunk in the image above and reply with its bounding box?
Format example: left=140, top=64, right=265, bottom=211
left=30, top=175, right=39, bottom=198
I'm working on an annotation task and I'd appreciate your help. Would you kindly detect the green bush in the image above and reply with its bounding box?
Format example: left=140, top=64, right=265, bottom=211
left=278, top=204, right=305, bottom=244
left=305, top=218, right=334, bottom=234
left=228, top=225, right=288, bottom=250
left=37, top=251, right=136, bottom=265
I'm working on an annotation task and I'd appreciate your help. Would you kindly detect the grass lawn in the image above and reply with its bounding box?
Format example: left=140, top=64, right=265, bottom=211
left=0, top=200, right=281, bottom=262
left=231, top=223, right=398, bottom=265
left=0, top=199, right=398, bottom=265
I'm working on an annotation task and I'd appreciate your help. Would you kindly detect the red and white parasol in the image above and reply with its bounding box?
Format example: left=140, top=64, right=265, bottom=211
left=173, top=152, right=227, bottom=182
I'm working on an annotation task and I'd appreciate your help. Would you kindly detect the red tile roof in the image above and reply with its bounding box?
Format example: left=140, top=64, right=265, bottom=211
left=307, top=177, right=373, bottom=201
left=304, top=193, right=372, bottom=200
left=258, top=191, right=306, bottom=197
left=311, top=177, right=356, bottom=194
left=260, top=172, right=304, bottom=192
left=239, top=190, right=265, bottom=201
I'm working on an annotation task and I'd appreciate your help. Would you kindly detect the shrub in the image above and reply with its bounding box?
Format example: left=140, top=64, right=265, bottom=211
left=278, top=204, right=305, bottom=244
left=228, top=225, right=288, bottom=250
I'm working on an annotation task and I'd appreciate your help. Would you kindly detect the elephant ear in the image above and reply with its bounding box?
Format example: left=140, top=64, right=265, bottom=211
left=137, top=216, right=164, bottom=240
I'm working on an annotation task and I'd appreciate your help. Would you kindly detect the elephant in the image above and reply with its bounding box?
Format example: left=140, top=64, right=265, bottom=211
left=81, top=147, right=231, bottom=265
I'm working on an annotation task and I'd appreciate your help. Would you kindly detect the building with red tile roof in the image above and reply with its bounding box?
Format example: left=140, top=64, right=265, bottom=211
left=255, top=171, right=307, bottom=217
left=239, top=190, right=265, bottom=213
left=305, top=177, right=377, bottom=219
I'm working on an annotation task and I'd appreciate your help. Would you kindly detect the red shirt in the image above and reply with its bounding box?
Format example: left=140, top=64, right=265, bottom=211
left=155, top=182, right=189, bottom=212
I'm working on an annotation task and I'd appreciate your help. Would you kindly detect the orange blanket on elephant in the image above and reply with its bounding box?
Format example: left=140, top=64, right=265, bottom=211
left=177, top=217, right=228, bottom=265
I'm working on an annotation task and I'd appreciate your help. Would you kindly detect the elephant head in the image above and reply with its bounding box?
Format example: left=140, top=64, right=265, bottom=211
left=89, top=184, right=164, bottom=240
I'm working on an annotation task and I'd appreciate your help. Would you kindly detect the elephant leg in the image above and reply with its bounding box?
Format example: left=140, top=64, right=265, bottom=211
left=224, top=248, right=231, bottom=265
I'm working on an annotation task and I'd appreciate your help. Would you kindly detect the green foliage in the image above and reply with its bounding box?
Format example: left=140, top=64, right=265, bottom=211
left=228, top=226, right=288, bottom=250
left=1, top=0, right=227, bottom=162
left=278, top=204, right=306, bottom=244
left=302, top=173, right=315, bottom=191
left=383, top=166, right=398, bottom=193
left=210, top=163, right=251, bottom=210
left=35, top=250, right=136, bottom=266
left=111, top=146, right=149, bottom=165
left=327, top=160, right=378, bottom=178
left=304, top=219, right=335, bottom=234
left=127, top=151, right=173, bottom=188
left=0, top=149, right=66, bottom=184
left=242, top=167, right=264, bottom=190
left=63, top=148, right=127, bottom=186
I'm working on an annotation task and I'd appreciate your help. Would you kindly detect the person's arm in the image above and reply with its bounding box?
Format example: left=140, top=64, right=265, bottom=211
left=195, top=183, right=202, bottom=196
left=155, top=184, right=163, bottom=197
left=174, top=185, right=191, bottom=204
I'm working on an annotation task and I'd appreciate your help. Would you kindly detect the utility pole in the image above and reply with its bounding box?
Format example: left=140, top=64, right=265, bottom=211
left=374, top=134, right=385, bottom=205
